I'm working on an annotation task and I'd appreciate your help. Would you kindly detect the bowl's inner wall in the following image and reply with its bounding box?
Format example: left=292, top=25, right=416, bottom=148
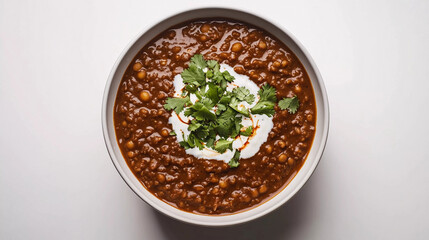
left=104, top=8, right=327, bottom=226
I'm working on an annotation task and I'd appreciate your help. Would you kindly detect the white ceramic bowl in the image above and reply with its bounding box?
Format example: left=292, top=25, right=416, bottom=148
left=102, top=7, right=329, bottom=226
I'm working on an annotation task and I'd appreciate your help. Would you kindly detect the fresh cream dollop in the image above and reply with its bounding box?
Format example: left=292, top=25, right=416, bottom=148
left=168, top=64, right=273, bottom=163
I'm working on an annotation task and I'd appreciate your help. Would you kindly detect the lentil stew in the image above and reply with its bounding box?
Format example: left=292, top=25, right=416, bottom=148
left=114, top=19, right=316, bottom=214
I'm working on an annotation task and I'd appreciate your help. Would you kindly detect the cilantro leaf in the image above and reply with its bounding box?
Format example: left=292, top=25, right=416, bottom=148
left=278, top=96, right=300, bottom=114
left=214, top=139, right=233, bottom=153
left=240, top=126, right=253, bottom=136
left=207, top=60, right=219, bottom=70
left=192, top=109, right=215, bottom=121
left=215, top=107, right=237, bottom=137
left=185, top=83, right=198, bottom=93
left=179, top=132, right=192, bottom=149
left=232, top=87, right=255, bottom=104
left=218, top=94, right=232, bottom=105
left=194, top=126, right=210, bottom=139
left=250, top=84, right=277, bottom=116
left=220, top=79, right=228, bottom=90
left=188, top=120, right=202, bottom=131
left=216, top=94, right=232, bottom=114
left=186, top=134, right=196, bottom=148
left=250, top=101, right=275, bottom=116
left=195, top=85, right=207, bottom=100
left=181, top=133, right=204, bottom=150
left=229, top=97, right=250, bottom=117
left=229, top=151, right=240, bottom=168
left=179, top=140, right=191, bottom=149
left=215, top=119, right=234, bottom=137
left=169, top=130, right=176, bottom=136
left=189, top=54, right=207, bottom=69
left=216, top=103, right=226, bottom=113
left=206, top=137, right=215, bottom=148
left=164, top=96, right=191, bottom=114
left=181, top=65, right=206, bottom=86
left=212, top=71, right=224, bottom=84
left=194, top=137, right=204, bottom=150
left=206, top=83, right=222, bottom=105
left=222, top=71, right=235, bottom=82
left=259, top=84, right=277, bottom=102
left=231, top=117, right=242, bottom=139
left=204, top=129, right=217, bottom=148
left=187, top=102, right=216, bottom=121
left=200, top=98, right=215, bottom=109
left=245, top=95, right=256, bottom=104
left=218, top=106, right=237, bottom=119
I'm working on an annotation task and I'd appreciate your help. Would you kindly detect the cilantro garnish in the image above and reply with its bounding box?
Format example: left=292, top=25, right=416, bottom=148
left=240, top=126, right=253, bottom=136
left=233, top=87, right=255, bottom=104
left=214, top=107, right=240, bottom=138
left=206, top=83, right=222, bottom=105
left=278, top=96, right=300, bottom=114
left=259, top=84, right=277, bottom=102
left=229, top=97, right=250, bottom=117
left=228, top=151, right=241, bottom=168
left=181, top=65, right=206, bottom=90
left=188, top=120, right=202, bottom=131
left=222, top=71, right=235, bottom=82
left=163, top=54, right=301, bottom=168
left=185, top=101, right=216, bottom=121
left=250, top=84, right=277, bottom=116
left=214, top=139, right=233, bottom=153
left=207, top=59, right=219, bottom=69
left=190, top=54, right=207, bottom=69
left=164, top=96, right=191, bottom=114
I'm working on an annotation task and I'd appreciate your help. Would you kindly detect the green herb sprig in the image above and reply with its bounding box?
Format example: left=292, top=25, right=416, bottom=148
left=164, top=54, right=300, bottom=167
left=278, top=96, right=300, bottom=114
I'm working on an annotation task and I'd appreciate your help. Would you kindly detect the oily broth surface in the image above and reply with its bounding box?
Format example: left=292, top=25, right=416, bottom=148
left=114, top=19, right=316, bottom=214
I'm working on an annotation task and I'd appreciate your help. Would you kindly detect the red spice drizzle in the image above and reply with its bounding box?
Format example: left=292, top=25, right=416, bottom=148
left=175, top=112, right=190, bottom=124
left=238, top=117, right=259, bottom=151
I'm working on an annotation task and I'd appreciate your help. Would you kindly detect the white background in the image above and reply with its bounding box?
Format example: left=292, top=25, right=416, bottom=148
left=1, top=0, right=428, bottom=239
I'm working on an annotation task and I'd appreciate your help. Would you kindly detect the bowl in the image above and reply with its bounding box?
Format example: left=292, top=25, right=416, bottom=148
left=102, top=7, right=329, bottom=226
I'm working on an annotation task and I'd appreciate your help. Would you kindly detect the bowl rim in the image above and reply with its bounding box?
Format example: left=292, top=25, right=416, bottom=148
left=102, top=6, right=329, bottom=226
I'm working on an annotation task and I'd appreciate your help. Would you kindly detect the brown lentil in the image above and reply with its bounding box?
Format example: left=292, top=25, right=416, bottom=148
left=160, top=129, right=169, bottom=137
left=139, top=91, right=151, bottom=102
left=133, top=62, right=142, bottom=71
left=278, top=154, right=287, bottom=163
left=126, top=140, right=134, bottom=149
left=137, top=70, right=146, bottom=79
left=231, top=42, right=243, bottom=52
